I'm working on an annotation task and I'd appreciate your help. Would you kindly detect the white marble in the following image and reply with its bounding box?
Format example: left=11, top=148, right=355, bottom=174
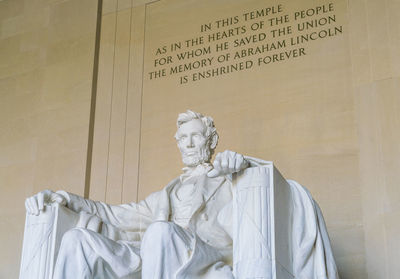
left=19, top=203, right=79, bottom=279
left=21, top=110, right=339, bottom=279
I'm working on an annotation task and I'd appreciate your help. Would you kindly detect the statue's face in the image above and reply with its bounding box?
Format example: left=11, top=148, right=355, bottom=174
left=176, top=119, right=211, bottom=167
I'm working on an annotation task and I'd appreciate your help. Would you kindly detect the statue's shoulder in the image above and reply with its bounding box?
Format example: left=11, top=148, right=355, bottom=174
left=144, top=177, right=180, bottom=200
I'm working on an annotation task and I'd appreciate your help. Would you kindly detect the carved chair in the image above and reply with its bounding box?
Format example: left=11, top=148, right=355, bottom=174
left=19, top=164, right=294, bottom=279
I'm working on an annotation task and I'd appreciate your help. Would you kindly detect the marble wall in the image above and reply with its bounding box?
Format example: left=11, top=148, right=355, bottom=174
left=349, top=0, right=400, bottom=275
left=89, top=0, right=400, bottom=278
left=1, top=0, right=399, bottom=278
left=0, top=0, right=99, bottom=277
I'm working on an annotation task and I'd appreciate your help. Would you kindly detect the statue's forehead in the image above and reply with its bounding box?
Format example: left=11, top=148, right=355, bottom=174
left=177, top=119, right=206, bottom=134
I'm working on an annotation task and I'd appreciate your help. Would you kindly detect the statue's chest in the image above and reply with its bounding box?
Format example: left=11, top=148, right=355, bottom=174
left=170, top=182, right=201, bottom=227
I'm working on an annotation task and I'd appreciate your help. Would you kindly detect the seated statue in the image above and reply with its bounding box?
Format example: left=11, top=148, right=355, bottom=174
left=24, top=110, right=339, bottom=279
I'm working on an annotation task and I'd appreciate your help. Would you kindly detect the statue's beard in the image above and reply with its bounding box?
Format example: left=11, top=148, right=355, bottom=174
left=181, top=147, right=211, bottom=167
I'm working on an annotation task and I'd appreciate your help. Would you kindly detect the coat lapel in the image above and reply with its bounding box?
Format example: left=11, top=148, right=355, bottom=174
left=154, top=174, right=226, bottom=222
left=189, top=174, right=226, bottom=217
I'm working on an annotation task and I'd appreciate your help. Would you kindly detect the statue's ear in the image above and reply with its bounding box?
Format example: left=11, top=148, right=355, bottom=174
left=209, top=133, right=218, bottom=149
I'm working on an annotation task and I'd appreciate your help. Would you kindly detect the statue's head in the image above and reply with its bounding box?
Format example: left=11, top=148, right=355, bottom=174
left=175, top=110, right=219, bottom=167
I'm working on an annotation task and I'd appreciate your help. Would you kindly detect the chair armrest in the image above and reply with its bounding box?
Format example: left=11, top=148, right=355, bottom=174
left=19, top=203, right=79, bottom=279
left=232, top=164, right=294, bottom=279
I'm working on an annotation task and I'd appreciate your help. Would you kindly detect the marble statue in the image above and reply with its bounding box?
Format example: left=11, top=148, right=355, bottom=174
left=22, top=110, right=339, bottom=279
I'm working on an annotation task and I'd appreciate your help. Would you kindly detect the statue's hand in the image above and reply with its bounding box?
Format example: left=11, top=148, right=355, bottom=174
left=207, top=150, right=249, bottom=178
left=25, top=189, right=67, bottom=215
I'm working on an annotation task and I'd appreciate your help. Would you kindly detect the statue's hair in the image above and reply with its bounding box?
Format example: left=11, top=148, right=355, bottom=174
left=175, top=110, right=219, bottom=151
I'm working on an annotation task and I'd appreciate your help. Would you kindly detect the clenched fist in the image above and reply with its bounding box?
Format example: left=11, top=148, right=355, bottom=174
left=207, top=150, right=249, bottom=178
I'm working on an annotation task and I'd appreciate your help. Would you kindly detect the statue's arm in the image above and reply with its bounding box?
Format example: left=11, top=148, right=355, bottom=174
left=25, top=189, right=157, bottom=235
left=57, top=191, right=155, bottom=230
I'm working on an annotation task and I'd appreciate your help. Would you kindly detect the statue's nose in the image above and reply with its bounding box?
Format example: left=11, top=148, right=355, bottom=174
left=186, top=137, right=194, bottom=148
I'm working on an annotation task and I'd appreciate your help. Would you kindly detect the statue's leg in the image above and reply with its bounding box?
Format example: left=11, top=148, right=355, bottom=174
left=140, top=221, right=193, bottom=279
left=176, top=235, right=234, bottom=279
left=53, top=228, right=141, bottom=279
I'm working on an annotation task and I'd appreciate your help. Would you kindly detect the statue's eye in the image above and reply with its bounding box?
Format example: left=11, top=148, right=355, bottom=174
left=193, top=134, right=205, bottom=141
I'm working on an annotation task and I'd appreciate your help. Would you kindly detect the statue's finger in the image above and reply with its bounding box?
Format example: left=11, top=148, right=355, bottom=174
left=28, top=197, right=38, bottom=215
left=220, top=153, right=228, bottom=168
left=27, top=197, right=35, bottom=215
left=220, top=161, right=228, bottom=174
left=33, top=196, right=40, bottom=215
left=207, top=169, right=220, bottom=178
left=228, top=156, right=235, bottom=172
left=25, top=199, right=33, bottom=214
left=213, top=159, right=221, bottom=169
left=235, top=156, right=243, bottom=171
left=37, top=192, right=44, bottom=211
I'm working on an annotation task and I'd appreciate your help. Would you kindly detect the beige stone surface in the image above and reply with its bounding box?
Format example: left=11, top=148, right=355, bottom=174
left=0, top=0, right=98, bottom=277
left=90, top=4, right=145, bottom=204
left=104, top=7, right=132, bottom=204
left=1, top=0, right=399, bottom=278
left=121, top=5, right=146, bottom=204
left=355, top=78, right=400, bottom=279
left=89, top=0, right=399, bottom=278
left=89, top=11, right=117, bottom=202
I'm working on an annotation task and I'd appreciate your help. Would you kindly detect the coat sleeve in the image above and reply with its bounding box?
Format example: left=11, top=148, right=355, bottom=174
left=57, top=190, right=162, bottom=241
